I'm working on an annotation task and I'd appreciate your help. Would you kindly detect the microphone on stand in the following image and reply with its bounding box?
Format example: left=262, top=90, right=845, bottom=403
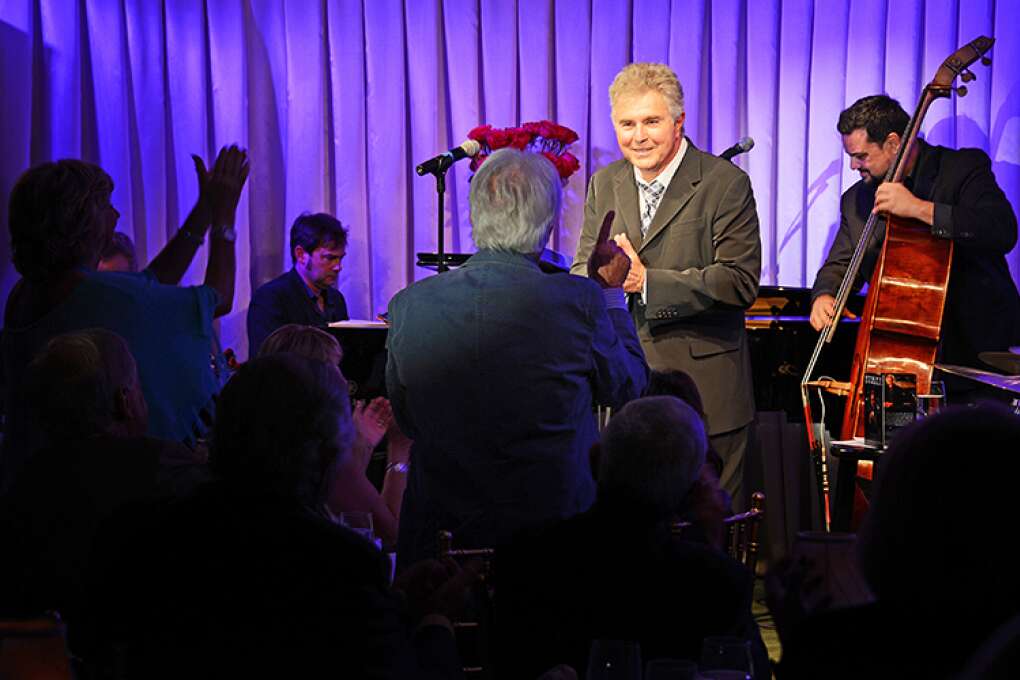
left=415, top=140, right=482, bottom=176
left=719, top=136, right=755, bottom=162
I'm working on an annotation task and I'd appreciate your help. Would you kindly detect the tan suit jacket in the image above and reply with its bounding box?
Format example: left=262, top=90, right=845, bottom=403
left=571, top=140, right=761, bottom=434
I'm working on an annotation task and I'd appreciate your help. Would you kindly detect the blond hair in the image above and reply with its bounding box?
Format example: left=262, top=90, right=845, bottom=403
left=609, top=62, right=685, bottom=120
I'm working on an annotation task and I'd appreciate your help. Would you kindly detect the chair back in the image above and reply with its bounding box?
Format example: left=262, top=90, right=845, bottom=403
left=437, top=530, right=496, bottom=677
left=723, top=491, right=765, bottom=574
left=671, top=491, right=766, bottom=575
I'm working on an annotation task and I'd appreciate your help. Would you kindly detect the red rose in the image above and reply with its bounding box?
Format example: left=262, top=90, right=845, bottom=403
left=468, top=125, right=493, bottom=143
left=557, top=151, right=581, bottom=178
left=510, top=129, right=533, bottom=150
left=521, top=121, right=543, bottom=136
left=552, top=123, right=579, bottom=145
left=487, top=129, right=512, bottom=150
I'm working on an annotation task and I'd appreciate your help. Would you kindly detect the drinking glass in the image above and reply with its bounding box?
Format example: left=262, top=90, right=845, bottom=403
left=339, top=511, right=375, bottom=542
left=915, top=380, right=946, bottom=418
left=645, top=658, right=698, bottom=680
left=699, top=636, right=753, bottom=680
left=586, top=640, right=641, bottom=680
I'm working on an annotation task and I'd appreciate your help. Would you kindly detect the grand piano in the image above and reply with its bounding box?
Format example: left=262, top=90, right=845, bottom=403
left=746, top=285, right=859, bottom=431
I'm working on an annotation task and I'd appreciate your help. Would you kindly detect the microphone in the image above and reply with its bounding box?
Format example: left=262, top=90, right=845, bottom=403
left=719, top=136, right=754, bottom=161
left=415, top=140, right=482, bottom=176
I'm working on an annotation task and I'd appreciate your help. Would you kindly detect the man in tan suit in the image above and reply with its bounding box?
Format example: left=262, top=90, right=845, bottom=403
left=571, top=62, right=761, bottom=509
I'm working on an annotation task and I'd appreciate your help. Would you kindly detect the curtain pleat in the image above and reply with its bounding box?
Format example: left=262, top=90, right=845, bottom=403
left=803, top=1, right=849, bottom=281
left=1, top=0, right=1018, bottom=357
left=991, top=1, right=1020, bottom=284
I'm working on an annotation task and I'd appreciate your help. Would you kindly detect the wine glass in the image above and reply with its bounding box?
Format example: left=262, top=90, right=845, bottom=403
left=915, top=380, right=946, bottom=419
left=586, top=640, right=641, bottom=680
left=699, top=636, right=753, bottom=680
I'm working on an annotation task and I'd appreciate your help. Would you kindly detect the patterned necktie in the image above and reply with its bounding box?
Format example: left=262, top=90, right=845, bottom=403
left=638, top=179, right=664, bottom=235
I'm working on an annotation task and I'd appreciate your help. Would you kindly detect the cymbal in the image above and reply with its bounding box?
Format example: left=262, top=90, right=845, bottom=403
left=935, top=363, right=1020, bottom=396
left=978, top=351, right=1020, bottom=375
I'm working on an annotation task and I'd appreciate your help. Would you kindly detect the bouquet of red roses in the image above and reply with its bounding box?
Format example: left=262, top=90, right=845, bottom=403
left=467, top=120, right=581, bottom=182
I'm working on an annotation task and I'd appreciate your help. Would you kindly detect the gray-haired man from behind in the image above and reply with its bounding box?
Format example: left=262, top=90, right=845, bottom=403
left=386, top=147, right=649, bottom=567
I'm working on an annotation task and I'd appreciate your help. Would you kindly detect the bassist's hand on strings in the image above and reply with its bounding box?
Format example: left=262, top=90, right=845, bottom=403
left=810, top=294, right=857, bottom=331
left=872, top=182, right=935, bottom=225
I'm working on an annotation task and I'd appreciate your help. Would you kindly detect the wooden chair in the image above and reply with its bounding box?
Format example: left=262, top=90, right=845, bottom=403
left=437, top=530, right=496, bottom=678
left=673, top=491, right=766, bottom=575
left=0, top=613, right=74, bottom=680
left=724, top=491, right=766, bottom=575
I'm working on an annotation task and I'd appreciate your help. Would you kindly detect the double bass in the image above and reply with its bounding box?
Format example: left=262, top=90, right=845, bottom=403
left=800, top=37, right=994, bottom=530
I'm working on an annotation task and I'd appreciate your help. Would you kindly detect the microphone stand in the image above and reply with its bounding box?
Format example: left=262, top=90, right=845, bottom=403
left=420, top=156, right=455, bottom=273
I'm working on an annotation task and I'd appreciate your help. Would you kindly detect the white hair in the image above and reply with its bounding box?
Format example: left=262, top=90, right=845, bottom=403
left=470, top=148, right=561, bottom=254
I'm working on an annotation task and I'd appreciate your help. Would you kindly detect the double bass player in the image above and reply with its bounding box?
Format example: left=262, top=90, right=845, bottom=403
left=810, top=94, right=1020, bottom=384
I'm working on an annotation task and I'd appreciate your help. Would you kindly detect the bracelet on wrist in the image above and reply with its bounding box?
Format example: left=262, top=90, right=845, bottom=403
left=385, top=461, right=409, bottom=474
left=211, top=224, right=237, bottom=243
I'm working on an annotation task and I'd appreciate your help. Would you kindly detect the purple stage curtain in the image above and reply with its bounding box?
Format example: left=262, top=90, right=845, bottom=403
left=1, top=0, right=1018, bottom=358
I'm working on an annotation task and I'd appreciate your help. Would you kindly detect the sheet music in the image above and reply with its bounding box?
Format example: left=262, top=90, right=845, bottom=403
left=328, top=320, right=388, bottom=330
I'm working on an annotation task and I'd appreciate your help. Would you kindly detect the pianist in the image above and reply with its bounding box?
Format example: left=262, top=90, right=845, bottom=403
left=246, top=212, right=350, bottom=357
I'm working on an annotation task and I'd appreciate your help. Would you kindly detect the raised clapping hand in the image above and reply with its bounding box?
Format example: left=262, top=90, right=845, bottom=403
left=587, top=211, right=631, bottom=289
left=352, top=397, right=394, bottom=471
left=354, top=398, right=394, bottom=450
left=192, top=145, right=250, bottom=228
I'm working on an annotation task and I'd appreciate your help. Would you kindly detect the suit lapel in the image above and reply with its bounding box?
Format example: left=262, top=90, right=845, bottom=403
left=639, top=144, right=703, bottom=254
left=612, top=166, right=643, bottom=247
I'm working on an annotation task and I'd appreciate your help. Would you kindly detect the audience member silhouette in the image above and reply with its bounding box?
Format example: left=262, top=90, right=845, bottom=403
left=774, top=405, right=1020, bottom=679
left=258, top=324, right=410, bottom=548
left=97, top=232, right=138, bottom=272
left=0, top=329, right=207, bottom=637
left=645, top=369, right=731, bottom=523
left=83, top=353, right=467, bottom=679
left=1, top=147, right=248, bottom=493
left=259, top=322, right=344, bottom=364
left=496, top=396, right=767, bottom=679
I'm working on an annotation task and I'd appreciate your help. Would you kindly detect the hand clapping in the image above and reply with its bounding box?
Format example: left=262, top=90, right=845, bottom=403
left=192, top=145, right=250, bottom=228
left=612, top=233, right=646, bottom=293
left=587, top=211, right=631, bottom=289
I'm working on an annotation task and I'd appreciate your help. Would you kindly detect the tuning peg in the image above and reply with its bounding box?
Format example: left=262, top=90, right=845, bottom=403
left=955, top=85, right=968, bottom=97
left=961, top=69, right=976, bottom=83
left=981, top=56, right=992, bottom=66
